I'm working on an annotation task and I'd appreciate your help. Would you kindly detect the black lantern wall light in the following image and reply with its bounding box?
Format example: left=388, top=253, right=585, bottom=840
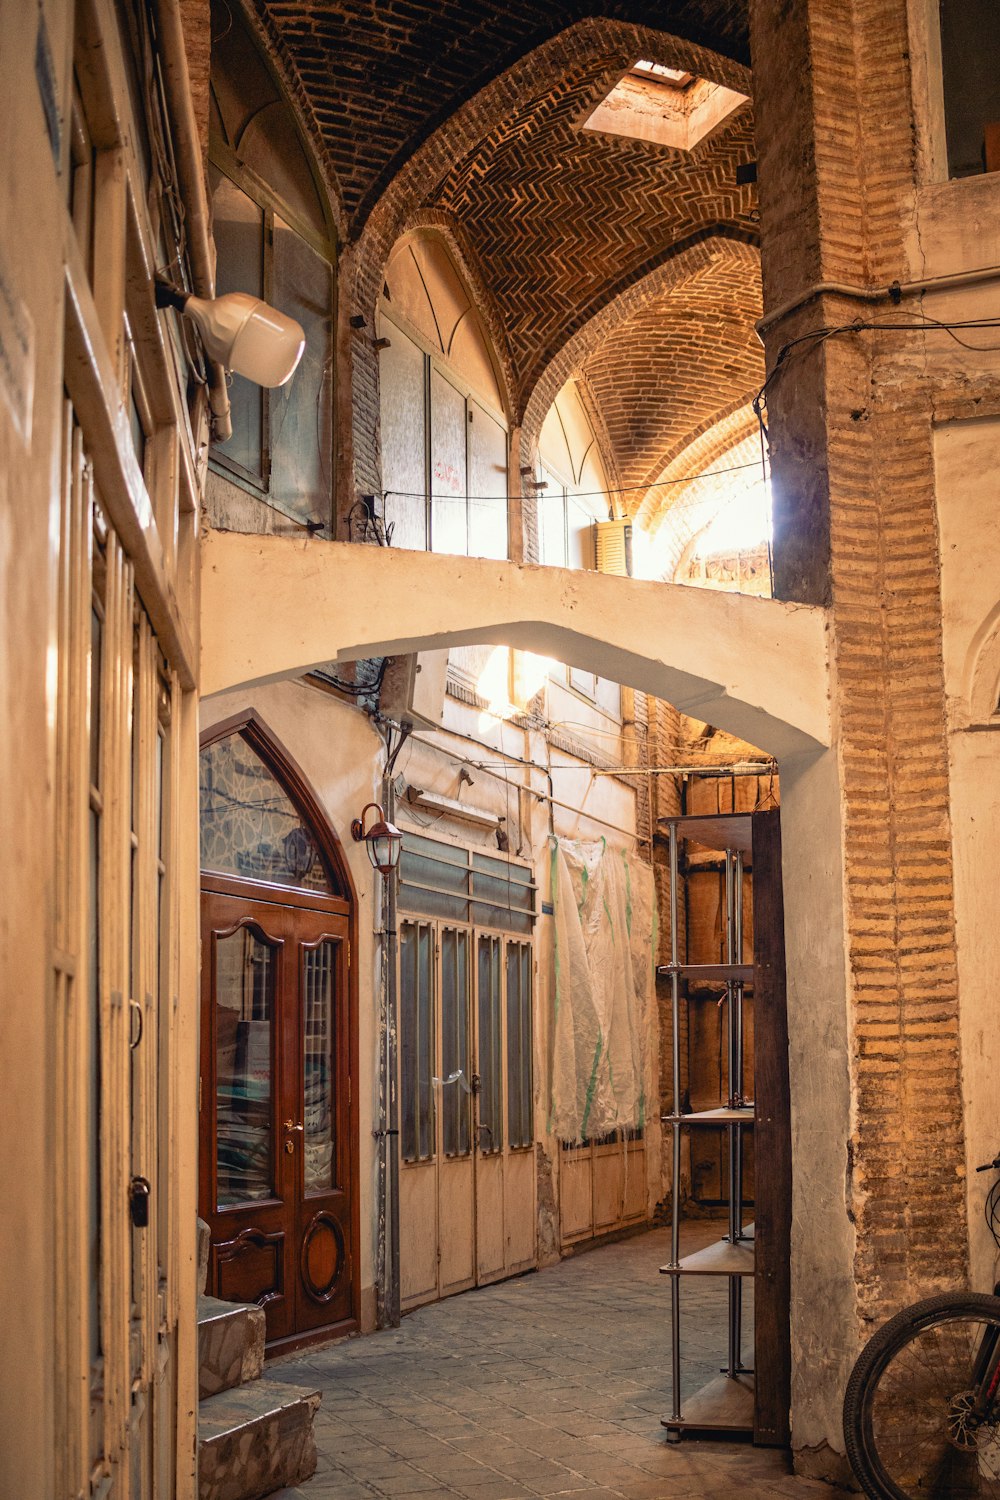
left=351, top=801, right=403, bottom=877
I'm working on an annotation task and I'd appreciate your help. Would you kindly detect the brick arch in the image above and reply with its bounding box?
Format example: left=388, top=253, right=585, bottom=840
left=519, top=232, right=760, bottom=471
left=342, top=20, right=751, bottom=490
left=243, top=0, right=349, bottom=242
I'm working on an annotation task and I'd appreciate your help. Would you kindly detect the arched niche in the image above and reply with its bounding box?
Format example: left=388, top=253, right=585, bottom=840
left=207, top=0, right=337, bottom=528
left=383, top=230, right=507, bottom=416
left=378, top=230, right=511, bottom=559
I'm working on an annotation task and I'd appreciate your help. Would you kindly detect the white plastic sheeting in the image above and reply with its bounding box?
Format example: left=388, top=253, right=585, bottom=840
left=549, top=837, right=657, bottom=1143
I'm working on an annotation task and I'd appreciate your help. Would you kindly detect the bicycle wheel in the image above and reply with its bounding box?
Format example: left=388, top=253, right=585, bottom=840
left=844, top=1292, right=1000, bottom=1500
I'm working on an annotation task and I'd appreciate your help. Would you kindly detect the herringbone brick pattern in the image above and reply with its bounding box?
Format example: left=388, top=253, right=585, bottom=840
left=257, top=1, right=750, bottom=233
left=431, top=59, right=756, bottom=415
left=578, top=255, right=762, bottom=493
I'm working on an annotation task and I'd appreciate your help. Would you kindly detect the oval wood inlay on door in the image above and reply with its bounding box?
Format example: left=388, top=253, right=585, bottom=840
left=301, top=1212, right=345, bottom=1303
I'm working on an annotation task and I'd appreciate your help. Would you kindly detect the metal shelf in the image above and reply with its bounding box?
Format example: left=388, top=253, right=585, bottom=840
left=657, top=963, right=754, bottom=984
left=663, top=1106, right=754, bottom=1125
left=658, top=813, right=754, bottom=853
left=662, top=1373, right=754, bottom=1440
left=661, top=1236, right=755, bottom=1278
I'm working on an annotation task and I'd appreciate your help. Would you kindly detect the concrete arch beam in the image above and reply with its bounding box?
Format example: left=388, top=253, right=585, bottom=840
left=201, top=531, right=830, bottom=758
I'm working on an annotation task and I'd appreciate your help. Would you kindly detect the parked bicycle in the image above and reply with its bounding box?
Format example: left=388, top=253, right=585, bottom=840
left=843, top=1154, right=1000, bottom=1499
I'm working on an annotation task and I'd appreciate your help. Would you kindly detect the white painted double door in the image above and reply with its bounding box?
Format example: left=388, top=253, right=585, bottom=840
left=400, top=922, right=536, bottom=1309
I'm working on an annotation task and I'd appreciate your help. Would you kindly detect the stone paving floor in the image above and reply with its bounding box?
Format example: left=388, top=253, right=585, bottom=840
left=268, top=1224, right=851, bottom=1500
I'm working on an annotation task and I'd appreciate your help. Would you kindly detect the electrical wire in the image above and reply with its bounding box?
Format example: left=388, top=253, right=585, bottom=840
left=753, top=314, right=1000, bottom=428
left=380, top=459, right=762, bottom=508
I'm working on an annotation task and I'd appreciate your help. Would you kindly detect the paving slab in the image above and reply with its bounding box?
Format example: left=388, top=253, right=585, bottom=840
left=268, top=1225, right=852, bottom=1500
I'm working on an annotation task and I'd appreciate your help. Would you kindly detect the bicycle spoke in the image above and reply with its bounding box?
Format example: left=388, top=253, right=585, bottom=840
left=864, top=1313, right=1000, bottom=1498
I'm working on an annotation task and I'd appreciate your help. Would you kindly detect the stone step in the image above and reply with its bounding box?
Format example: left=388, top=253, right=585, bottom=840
left=198, top=1295, right=266, bottom=1400
left=198, top=1377, right=320, bottom=1500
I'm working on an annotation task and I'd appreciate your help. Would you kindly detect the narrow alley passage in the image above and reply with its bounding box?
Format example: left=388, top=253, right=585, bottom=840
left=267, top=1227, right=849, bottom=1500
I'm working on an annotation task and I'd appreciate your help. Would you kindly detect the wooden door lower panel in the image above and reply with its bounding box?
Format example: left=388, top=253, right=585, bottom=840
left=400, top=1162, right=438, bottom=1311
left=475, top=1152, right=506, bottom=1285
left=503, top=1148, right=536, bottom=1274
left=438, top=1156, right=476, bottom=1298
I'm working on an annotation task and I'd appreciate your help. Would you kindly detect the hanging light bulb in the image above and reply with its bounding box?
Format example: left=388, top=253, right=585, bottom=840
left=155, top=280, right=305, bottom=387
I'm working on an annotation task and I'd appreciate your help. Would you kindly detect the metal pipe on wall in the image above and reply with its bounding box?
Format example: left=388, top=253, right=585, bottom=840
left=151, top=0, right=233, bottom=440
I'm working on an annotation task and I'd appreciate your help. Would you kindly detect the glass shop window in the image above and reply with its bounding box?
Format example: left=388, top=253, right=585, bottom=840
left=940, top=0, right=1000, bottom=178
left=379, top=232, right=509, bottom=558
left=208, top=0, right=335, bottom=527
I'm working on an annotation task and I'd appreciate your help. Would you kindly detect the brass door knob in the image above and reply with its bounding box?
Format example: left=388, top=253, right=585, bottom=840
left=284, top=1120, right=304, bottom=1131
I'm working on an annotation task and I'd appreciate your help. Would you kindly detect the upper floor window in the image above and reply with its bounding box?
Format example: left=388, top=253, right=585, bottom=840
left=208, top=0, right=335, bottom=528
left=379, top=232, right=509, bottom=558
left=940, top=0, right=1000, bottom=177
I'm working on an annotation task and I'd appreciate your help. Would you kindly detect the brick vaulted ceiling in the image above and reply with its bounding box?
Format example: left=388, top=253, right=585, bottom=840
left=254, top=0, right=759, bottom=503
left=579, top=247, right=763, bottom=495
left=255, top=1, right=749, bottom=230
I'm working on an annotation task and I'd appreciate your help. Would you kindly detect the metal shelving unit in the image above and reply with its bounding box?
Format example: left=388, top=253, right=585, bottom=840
left=659, top=813, right=756, bottom=1441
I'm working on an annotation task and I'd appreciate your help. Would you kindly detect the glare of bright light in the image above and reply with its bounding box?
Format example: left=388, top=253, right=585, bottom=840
left=512, top=651, right=554, bottom=706
left=476, top=646, right=516, bottom=721
left=692, top=473, right=771, bottom=558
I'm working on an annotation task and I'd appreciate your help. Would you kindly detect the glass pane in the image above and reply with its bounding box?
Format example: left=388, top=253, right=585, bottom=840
left=399, top=838, right=470, bottom=923
left=441, top=929, right=470, bottom=1157
left=303, top=941, right=337, bottom=1194
left=400, top=922, right=434, bottom=1162
left=477, top=936, right=502, bottom=1154
left=380, top=317, right=428, bottom=550
left=540, top=474, right=567, bottom=566
left=215, top=926, right=275, bottom=1207
left=210, top=169, right=264, bottom=478
left=468, top=400, right=507, bottom=560
left=431, top=369, right=468, bottom=556
left=199, top=733, right=332, bottom=892
left=270, top=217, right=334, bottom=525
left=505, top=943, right=533, bottom=1150
left=471, top=902, right=533, bottom=936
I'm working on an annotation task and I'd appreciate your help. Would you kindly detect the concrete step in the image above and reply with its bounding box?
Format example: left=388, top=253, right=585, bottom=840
left=198, top=1377, right=320, bottom=1500
left=198, top=1294, right=266, bottom=1400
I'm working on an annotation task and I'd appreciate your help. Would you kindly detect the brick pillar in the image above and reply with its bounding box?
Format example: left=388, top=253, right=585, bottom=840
left=750, top=0, right=966, bottom=1469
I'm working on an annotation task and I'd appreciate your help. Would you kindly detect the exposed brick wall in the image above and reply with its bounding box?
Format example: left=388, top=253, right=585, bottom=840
left=431, top=75, right=756, bottom=418
left=750, top=0, right=968, bottom=1328
left=518, top=233, right=759, bottom=510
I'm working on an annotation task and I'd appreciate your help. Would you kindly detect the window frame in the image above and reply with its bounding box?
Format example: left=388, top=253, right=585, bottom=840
left=207, top=133, right=338, bottom=518
left=377, top=303, right=510, bottom=558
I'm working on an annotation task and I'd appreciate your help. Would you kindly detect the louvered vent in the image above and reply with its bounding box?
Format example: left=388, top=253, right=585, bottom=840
left=593, top=518, right=633, bottom=576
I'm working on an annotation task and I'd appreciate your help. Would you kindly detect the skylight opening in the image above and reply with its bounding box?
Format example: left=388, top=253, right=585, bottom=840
left=631, top=60, right=694, bottom=89
left=582, top=60, right=749, bottom=153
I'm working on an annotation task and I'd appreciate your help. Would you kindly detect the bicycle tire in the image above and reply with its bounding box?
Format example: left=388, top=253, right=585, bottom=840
left=844, top=1291, right=1000, bottom=1500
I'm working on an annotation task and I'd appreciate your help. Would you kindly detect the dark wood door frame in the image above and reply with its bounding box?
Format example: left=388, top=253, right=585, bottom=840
left=752, top=808, right=792, bottom=1447
left=198, top=710, right=360, bottom=1354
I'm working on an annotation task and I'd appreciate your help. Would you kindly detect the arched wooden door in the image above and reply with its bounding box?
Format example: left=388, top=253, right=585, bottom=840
left=198, top=713, right=359, bottom=1349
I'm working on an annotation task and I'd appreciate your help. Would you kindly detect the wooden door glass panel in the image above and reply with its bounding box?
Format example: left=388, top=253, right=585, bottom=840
left=400, top=921, right=435, bottom=1162
left=440, top=928, right=471, bottom=1158
left=302, top=939, right=337, bottom=1195
left=215, top=925, right=278, bottom=1207
left=506, top=941, right=532, bottom=1149
left=199, top=733, right=332, bottom=894
left=477, top=934, right=502, bottom=1154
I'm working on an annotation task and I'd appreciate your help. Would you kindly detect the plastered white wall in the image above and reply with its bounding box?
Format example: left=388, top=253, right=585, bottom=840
left=934, top=415, right=1000, bottom=1291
